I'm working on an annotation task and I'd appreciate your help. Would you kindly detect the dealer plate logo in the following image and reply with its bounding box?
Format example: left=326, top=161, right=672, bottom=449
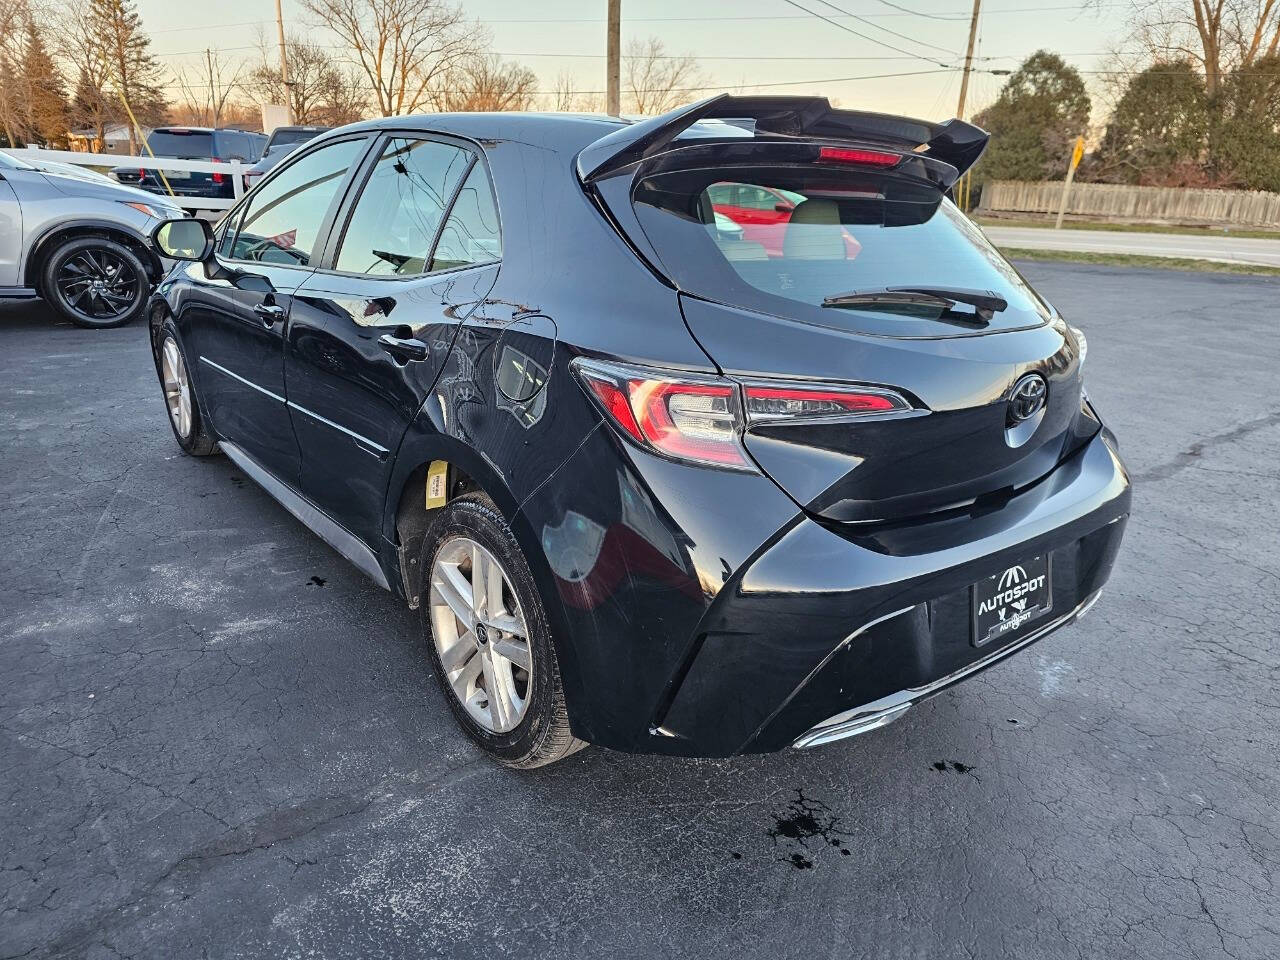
left=973, top=555, right=1053, bottom=646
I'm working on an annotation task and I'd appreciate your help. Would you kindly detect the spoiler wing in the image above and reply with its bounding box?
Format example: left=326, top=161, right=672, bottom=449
left=577, top=94, right=988, bottom=184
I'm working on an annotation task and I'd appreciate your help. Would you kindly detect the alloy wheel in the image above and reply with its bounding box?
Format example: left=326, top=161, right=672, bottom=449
left=429, top=536, right=533, bottom=733
left=55, top=248, right=139, bottom=322
left=160, top=336, right=193, bottom=438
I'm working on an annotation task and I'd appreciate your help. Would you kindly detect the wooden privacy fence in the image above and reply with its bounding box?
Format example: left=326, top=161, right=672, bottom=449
left=979, top=180, right=1280, bottom=228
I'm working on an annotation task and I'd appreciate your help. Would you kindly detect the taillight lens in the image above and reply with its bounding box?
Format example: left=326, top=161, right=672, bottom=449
left=574, top=359, right=749, bottom=469
left=574, top=359, right=912, bottom=470
left=744, top=384, right=907, bottom=423
left=817, top=146, right=901, bottom=168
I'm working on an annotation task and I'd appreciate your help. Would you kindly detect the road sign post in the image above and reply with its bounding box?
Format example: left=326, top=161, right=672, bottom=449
left=1055, top=135, right=1086, bottom=229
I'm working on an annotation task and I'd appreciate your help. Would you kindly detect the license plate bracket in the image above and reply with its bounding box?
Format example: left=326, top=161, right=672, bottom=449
left=972, top=555, right=1052, bottom=647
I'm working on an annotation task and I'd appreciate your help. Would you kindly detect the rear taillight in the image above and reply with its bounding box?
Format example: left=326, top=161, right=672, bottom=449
left=211, top=159, right=225, bottom=185
left=743, top=384, right=907, bottom=423
left=575, top=360, right=748, bottom=468
left=573, top=359, right=912, bottom=470
left=817, top=146, right=901, bottom=168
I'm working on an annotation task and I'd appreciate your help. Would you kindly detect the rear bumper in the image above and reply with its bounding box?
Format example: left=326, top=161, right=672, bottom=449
left=646, top=431, right=1131, bottom=756
left=790, top=588, right=1104, bottom=749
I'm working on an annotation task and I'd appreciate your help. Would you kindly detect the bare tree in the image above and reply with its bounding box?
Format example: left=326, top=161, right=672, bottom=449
left=245, top=31, right=368, bottom=125
left=300, top=0, right=485, bottom=116
left=56, top=0, right=116, bottom=146
left=430, top=55, right=537, bottom=111
left=551, top=70, right=603, bottom=112
left=173, top=48, right=244, bottom=129
left=624, top=36, right=705, bottom=115
left=1111, top=0, right=1280, bottom=97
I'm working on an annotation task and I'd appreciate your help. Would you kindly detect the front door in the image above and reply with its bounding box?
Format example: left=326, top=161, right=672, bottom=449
left=177, top=135, right=371, bottom=483
left=0, top=177, right=21, bottom=287
left=285, top=136, right=502, bottom=546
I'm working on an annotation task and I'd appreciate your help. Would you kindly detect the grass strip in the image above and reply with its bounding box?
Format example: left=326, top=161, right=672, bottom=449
left=1001, top=246, right=1280, bottom=277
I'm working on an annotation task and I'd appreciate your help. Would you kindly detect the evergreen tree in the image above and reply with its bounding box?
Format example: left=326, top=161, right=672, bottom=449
left=971, top=51, right=1091, bottom=185
left=1092, top=62, right=1209, bottom=186
left=87, top=0, right=167, bottom=152
left=19, top=19, right=69, bottom=147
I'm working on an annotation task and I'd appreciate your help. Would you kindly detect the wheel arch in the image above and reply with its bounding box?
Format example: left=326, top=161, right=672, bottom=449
left=24, top=219, right=163, bottom=294
left=385, top=426, right=592, bottom=736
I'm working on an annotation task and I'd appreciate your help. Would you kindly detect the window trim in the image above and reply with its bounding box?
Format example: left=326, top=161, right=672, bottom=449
left=215, top=132, right=374, bottom=272
left=311, top=130, right=502, bottom=281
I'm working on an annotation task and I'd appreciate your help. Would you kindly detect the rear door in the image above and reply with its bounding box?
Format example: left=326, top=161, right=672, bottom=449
left=285, top=134, right=501, bottom=546
left=176, top=134, right=371, bottom=483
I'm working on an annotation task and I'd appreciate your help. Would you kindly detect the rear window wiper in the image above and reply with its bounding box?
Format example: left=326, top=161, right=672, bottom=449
left=823, top=286, right=1009, bottom=323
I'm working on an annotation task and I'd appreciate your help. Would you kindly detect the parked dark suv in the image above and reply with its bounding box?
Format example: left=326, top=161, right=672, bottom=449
left=147, top=96, right=1131, bottom=767
left=111, top=127, right=268, bottom=200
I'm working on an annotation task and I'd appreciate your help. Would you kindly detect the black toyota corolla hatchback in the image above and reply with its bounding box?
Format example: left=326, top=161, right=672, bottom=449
left=147, top=96, right=1131, bottom=767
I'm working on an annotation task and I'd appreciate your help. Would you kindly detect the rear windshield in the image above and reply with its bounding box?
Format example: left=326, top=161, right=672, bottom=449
left=631, top=166, right=1051, bottom=337
left=146, top=131, right=215, bottom=159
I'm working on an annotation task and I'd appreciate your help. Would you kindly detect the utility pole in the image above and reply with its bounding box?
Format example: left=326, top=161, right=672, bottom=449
left=275, top=0, right=294, bottom=124
left=606, top=0, right=620, bottom=116
left=955, top=0, right=981, bottom=120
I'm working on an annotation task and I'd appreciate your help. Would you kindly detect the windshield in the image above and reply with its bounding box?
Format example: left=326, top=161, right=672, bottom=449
left=270, top=129, right=322, bottom=147
left=631, top=166, right=1051, bottom=337
left=146, top=131, right=215, bottom=159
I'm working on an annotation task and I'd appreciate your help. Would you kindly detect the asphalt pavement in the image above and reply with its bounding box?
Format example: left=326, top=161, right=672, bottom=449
left=2, top=262, right=1279, bottom=959
left=983, top=224, right=1280, bottom=266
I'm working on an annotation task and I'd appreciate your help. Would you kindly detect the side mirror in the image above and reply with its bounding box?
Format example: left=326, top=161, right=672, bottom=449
left=152, top=217, right=214, bottom=262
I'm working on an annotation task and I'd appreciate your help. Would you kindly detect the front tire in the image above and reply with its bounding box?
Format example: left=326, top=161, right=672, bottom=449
left=422, top=493, right=585, bottom=768
left=42, top=237, right=148, bottom=329
left=153, top=318, right=218, bottom=456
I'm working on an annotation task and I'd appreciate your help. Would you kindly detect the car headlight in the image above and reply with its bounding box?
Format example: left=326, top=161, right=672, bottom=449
left=119, top=200, right=179, bottom=219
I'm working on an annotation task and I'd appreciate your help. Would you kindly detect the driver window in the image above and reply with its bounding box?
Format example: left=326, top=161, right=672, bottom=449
left=334, top=137, right=472, bottom=276
left=227, top=137, right=366, bottom=266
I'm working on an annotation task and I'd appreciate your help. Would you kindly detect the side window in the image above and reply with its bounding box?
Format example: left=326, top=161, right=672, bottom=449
left=334, top=137, right=472, bottom=277
left=739, top=186, right=777, bottom=210
left=228, top=137, right=366, bottom=266
left=215, top=205, right=245, bottom=258
left=431, top=163, right=501, bottom=272
left=706, top=184, right=735, bottom=207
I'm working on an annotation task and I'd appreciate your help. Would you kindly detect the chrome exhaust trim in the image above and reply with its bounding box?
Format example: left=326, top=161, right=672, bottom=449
left=792, top=589, right=1103, bottom=749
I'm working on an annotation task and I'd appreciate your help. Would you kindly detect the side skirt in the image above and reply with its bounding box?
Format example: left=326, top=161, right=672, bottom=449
left=0, top=286, right=39, bottom=299
left=220, top=440, right=391, bottom=591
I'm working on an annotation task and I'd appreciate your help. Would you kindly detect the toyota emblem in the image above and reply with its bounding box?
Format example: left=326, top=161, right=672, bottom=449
left=1008, top=373, right=1048, bottom=424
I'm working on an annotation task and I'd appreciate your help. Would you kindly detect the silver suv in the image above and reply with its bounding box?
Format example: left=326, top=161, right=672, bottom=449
left=0, top=150, right=184, bottom=328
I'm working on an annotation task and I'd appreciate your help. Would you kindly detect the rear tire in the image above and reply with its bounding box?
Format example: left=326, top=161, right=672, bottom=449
left=42, top=236, right=148, bottom=329
left=153, top=318, right=218, bottom=456
left=421, top=493, right=585, bottom=768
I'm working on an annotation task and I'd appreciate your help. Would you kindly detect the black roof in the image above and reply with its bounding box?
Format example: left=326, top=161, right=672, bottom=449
left=339, top=112, right=628, bottom=154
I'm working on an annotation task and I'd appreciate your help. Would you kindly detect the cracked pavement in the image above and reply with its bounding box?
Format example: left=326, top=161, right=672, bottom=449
left=2, top=261, right=1278, bottom=959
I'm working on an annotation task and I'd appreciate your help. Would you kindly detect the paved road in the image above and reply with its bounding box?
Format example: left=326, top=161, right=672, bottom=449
left=984, top=224, right=1280, bottom=266
left=2, top=263, right=1279, bottom=959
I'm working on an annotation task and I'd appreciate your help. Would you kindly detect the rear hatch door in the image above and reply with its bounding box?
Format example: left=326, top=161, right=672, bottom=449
left=584, top=96, right=1095, bottom=522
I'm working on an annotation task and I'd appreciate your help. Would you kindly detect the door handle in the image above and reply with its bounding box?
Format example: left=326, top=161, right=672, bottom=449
left=252, top=301, right=285, bottom=325
left=378, top=333, right=429, bottom=363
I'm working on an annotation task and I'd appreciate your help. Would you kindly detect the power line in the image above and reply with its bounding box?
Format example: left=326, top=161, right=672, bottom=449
left=777, top=0, right=955, bottom=67
left=866, top=0, right=961, bottom=22
left=810, top=0, right=961, bottom=55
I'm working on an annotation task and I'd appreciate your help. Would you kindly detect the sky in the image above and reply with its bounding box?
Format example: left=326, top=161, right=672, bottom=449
left=134, top=0, right=1134, bottom=123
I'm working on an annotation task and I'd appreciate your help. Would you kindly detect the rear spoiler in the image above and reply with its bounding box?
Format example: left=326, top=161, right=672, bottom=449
left=577, top=94, right=988, bottom=184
